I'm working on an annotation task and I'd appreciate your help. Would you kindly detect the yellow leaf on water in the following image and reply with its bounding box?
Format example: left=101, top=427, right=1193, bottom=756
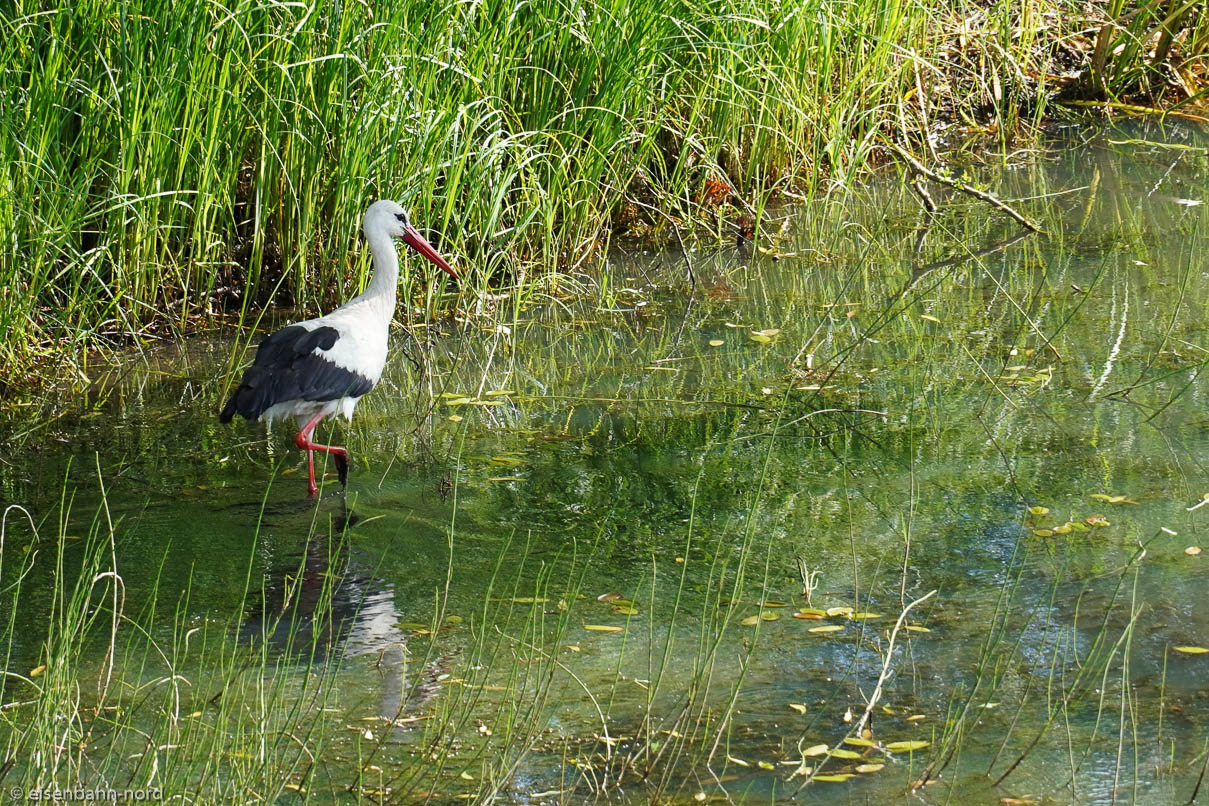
left=808, top=625, right=845, bottom=634
left=842, top=737, right=875, bottom=747
left=1186, top=546, right=1203, bottom=555
left=1173, top=646, right=1209, bottom=654
left=814, top=773, right=855, bottom=782
left=749, top=333, right=772, bottom=344
left=886, top=740, right=930, bottom=752
left=29, top=665, right=45, bottom=678
left=920, top=314, right=940, bottom=323
left=826, top=606, right=854, bottom=617
left=708, top=339, right=725, bottom=347
left=757, top=761, right=775, bottom=770
left=741, top=615, right=760, bottom=626
left=1028, top=506, right=1049, bottom=515
left=727, top=755, right=750, bottom=767
left=802, top=744, right=829, bottom=757
left=584, top=624, right=624, bottom=633
left=828, top=748, right=862, bottom=759
left=905, top=625, right=931, bottom=633
left=788, top=703, right=807, bottom=714
left=855, top=763, right=884, bottom=773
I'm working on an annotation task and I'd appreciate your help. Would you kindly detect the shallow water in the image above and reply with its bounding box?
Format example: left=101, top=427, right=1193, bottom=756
left=4, top=123, right=1209, bottom=803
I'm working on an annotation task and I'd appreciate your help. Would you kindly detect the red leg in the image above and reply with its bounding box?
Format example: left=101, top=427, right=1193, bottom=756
left=295, top=411, right=350, bottom=496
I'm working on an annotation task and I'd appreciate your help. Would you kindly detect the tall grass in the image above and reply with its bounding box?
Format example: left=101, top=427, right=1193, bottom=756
left=7, top=0, right=1200, bottom=378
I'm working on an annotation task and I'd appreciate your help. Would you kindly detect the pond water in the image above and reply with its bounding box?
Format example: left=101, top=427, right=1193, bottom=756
left=3, top=124, right=1209, bottom=803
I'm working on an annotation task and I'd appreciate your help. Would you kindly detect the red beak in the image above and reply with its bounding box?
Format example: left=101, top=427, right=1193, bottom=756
left=402, top=225, right=458, bottom=279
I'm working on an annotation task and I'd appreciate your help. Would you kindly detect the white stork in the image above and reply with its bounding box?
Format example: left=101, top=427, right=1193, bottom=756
left=220, top=200, right=457, bottom=496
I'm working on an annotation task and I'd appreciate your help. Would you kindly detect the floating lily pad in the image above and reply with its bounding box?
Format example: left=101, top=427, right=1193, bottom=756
left=708, top=339, right=725, bottom=347
left=826, top=606, right=854, bottom=617
left=788, top=703, right=807, bottom=714
left=802, top=744, right=829, bottom=757
left=1028, top=506, right=1050, bottom=515
left=808, top=624, right=845, bottom=634
left=813, top=773, right=855, bottom=782
left=583, top=624, right=624, bottom=633
left=828, top=748, right=862, bottom=759
left=842, top=737, right=875, bottom=747
left=1174, top=646, right=1209, bottom=654
left=855, top=763, right=884, bottom=773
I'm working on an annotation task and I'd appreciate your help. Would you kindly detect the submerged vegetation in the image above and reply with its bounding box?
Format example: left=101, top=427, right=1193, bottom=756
left=2, top=0, right=1207, bottom=377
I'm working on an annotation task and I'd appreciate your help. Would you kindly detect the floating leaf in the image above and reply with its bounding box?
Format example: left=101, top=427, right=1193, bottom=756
left=446, top=397, right=473, bottom=406
left=753, top=328, right=781, bottom=337
left=1053, top=523, right=1073, bottom=535
left=828, top=748, right=862, bottom=759
left=29, top=664, right=45, bottom=678
left=760, top=611, right=780, bottom=622
left=793, top=611, right=824, bottom=620
left=843, top=737, right=875, bottom=747
left=583, top=624, right=624, bottom=633
left=727, top=755, right=750, bottom=767
left=757, top=760, right=775, bottom=770
left=802, top=744, right=829, bottom=757
left=906, top=714, right=926, bottom=722
left=1032, top=529, right=1053, bottom=537
left=485, top=390, right=515, bottom=397
left=788, top=703, right=807, bottom=714
left=826, top=606, right=854, bottom=617
left=1086, top=515, right=1111, bottom=527
left=749, top=332, right=773, bottom=344
left=1090, top=494, right=1136, bottom=504
left=612, top=605, right=639, bottom=615
left=760, top=600, right=789, bottom=608
left=508, top=597, right=548, bottom=604
left=814, top=773, right=855, bottom=782
left=1027, top=506, right=1049, bottom=515
left=886, top=740, right=930, bottom=752
left=487, top=477, right=525, bottom=482
left=741, top=615, right=761, bottom=626
left=1185, top=546, right=1202, bottom=556
left=448, top=415, right=464, bottom=423
left=855, top=763, right=884, bottom=773
left=808, top=624, right=845, bottom=633
left=920, top=314, right=940, bottom=323
left=1173, top=646, right=1209, bottom=654
left=851, top=612, right=882, bottom=620
left=905, top=624, right=931, bottom=633
left=708, top=339, right=725, bottom=347
left=490, top=456, right=525, bottom=467
left=597, top=592, right=622, bottom=602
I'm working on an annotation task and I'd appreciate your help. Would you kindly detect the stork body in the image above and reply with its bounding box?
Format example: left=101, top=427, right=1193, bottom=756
left=221, top=200, right=456, bottom=496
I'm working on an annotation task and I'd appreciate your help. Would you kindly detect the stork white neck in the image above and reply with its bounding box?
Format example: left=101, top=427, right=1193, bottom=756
left=347, top=216, right=401, bottom=319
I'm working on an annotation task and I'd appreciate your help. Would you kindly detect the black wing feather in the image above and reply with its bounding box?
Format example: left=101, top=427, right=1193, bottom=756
left=220, top=325, right=375, bottom=422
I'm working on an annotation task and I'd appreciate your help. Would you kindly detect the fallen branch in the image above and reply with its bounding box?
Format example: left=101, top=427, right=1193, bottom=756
left=887, top=143, right=1044, bottom=233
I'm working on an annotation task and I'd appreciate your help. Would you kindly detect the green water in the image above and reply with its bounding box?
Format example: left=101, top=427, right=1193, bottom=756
left=3, top=125, right=1209, bottom=803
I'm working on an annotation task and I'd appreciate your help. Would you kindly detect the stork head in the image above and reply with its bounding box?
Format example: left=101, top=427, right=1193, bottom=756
left=364, top=199, right=457, bottom=279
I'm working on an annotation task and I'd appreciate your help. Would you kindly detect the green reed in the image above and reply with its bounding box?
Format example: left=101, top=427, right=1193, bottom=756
left=2, top=0, right=1166, bottom=379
